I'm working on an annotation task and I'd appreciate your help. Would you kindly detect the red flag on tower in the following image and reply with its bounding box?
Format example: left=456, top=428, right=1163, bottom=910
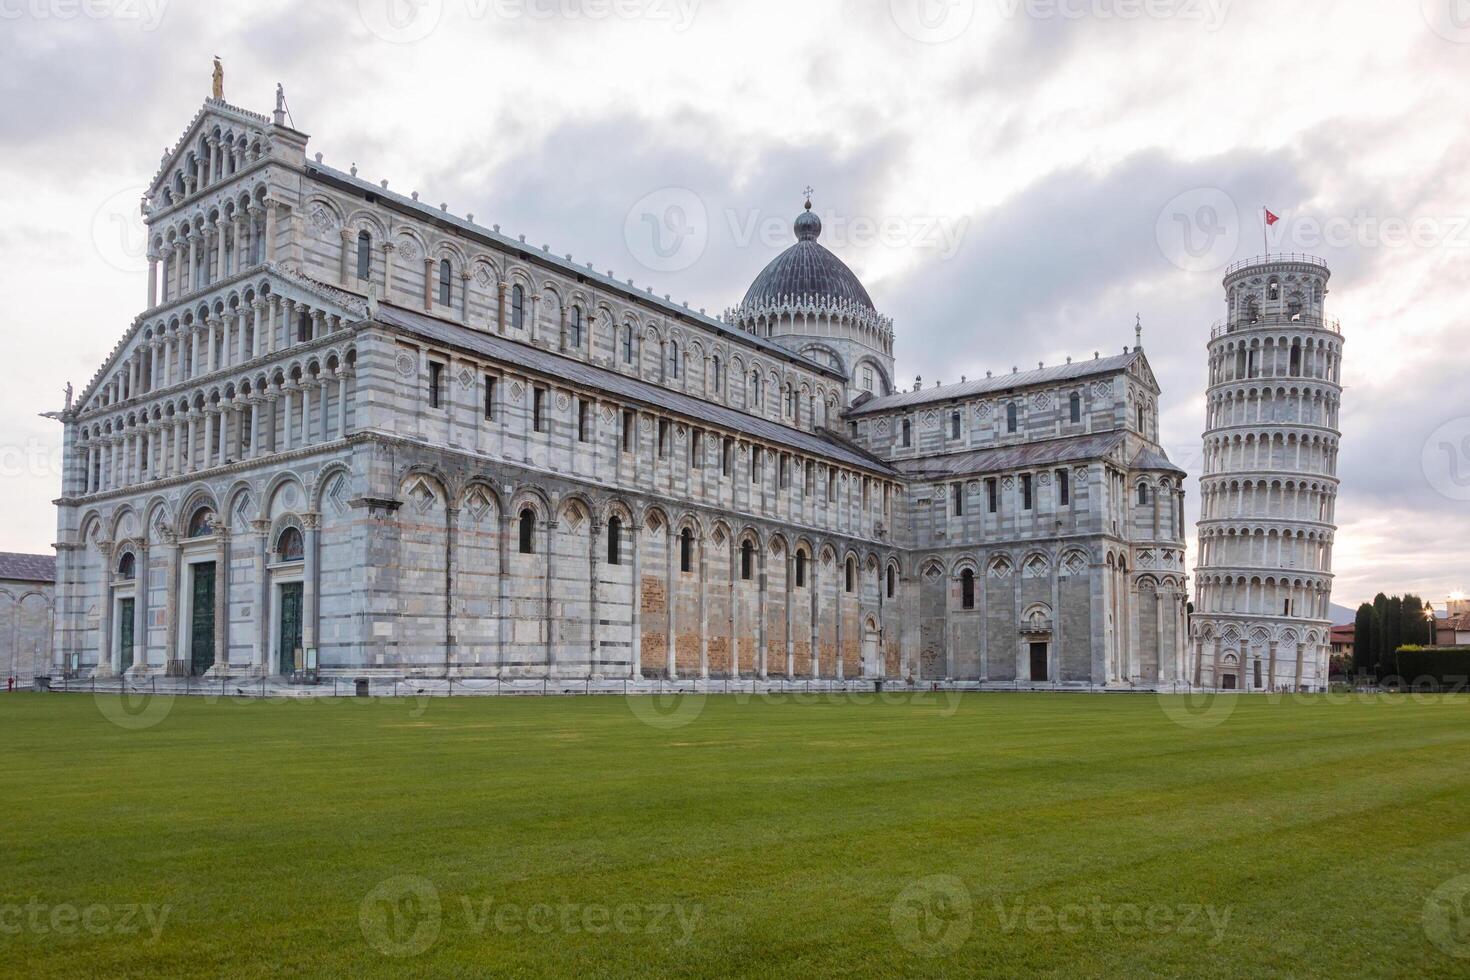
left=1264, top=208, right=1281, bottom=225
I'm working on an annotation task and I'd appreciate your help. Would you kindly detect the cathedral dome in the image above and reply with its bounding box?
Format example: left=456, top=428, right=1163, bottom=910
left=741, top=201, right=875, bottom=312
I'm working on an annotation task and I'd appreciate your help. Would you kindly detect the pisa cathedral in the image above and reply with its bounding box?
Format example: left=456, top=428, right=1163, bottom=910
left=50, top=84, right=1196, bottom=689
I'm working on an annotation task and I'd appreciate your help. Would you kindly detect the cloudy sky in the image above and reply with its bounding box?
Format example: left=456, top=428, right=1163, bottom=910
left=2, top=0, right=1467, bottom=612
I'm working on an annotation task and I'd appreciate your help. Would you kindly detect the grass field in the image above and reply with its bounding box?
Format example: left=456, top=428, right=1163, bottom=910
left=2, top=690, right=1469, bottom=978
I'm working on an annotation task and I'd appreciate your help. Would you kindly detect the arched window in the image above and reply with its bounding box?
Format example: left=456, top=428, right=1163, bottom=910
left=569, top=306, right=583, bottom=349
left=751, top=371, right=762, bottom=408
left=845, top=557, right=855, bottom=593
left=961, top=569, right=975, bottom=609
left=518, top=508, right=536, bottom=554
left=1006, top=402, right=1018, bottom=433
left=680, top=528, right=693, bottom=573
left=1137, top=405, right=1146, bottom=433
left=511, top=285, right=525, bottom=330
left=186, top=507, right=215, bottom=538
left=1137, top=483, right=1150, bottom=505
left=606, top=516, right=622, bottom=565
left=784, top=385, right=795, bottom=418
left=1069, top=392, right=1081, bottom=423
left=117, top=552, right=136, bottom=580
left=276, top=526, right=304, bottom=562
left=795, top=550, right=807, bottom=588
left=740, top=540, right=754, bottom=581
left=901, top=418, right=911, bottom=447
left=950, top=411, right=961, bottom=439
left=668, top=340, right=679, bottom=379
left=711, top=355, right=722, bottom=393
left=622, top=325, right=633, bottom=364
left=886, top=565, right=896, bottom=599
left=438, top=258, right=452, bottom=306
left=356, top=231, right=372, bottom=279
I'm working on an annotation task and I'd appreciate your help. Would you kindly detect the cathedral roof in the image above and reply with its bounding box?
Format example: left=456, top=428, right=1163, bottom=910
left=304, top=162, right=845, bottom=382
left=0, top=552, right=55, bottom=584
left=740, top=203, right=876, bottom=313
left=846, top=352, right=1143, bottom=416
left=375, top=303, right=900, bottom=478
left=892, top=431, right=1128, bottom=479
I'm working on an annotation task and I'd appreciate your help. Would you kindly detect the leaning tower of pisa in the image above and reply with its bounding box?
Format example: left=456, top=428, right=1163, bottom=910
left=1191, top=254, right=1345, bottom=691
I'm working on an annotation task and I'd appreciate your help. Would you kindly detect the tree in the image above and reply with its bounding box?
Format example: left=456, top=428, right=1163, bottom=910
left=1402, top=595, right=1427, bottom=646
left=1353, top=603, right=1377, bottom=676
left=1373, top=593, right=1392, bottom=670
left=1384, top=596, right=1404, bottom=674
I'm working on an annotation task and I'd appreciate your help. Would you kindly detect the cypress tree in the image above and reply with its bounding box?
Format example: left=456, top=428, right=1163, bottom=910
left=1385, top=595, right=1404, bottom=671
left=1372, top=593, right=1392, bottom=668
left=1402, top=595, right=1426, bottom=645
left=1353, top=603, right=1376, bottom=675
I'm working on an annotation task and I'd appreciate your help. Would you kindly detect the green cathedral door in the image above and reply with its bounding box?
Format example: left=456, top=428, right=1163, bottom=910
left=118, top=598, right=135, bottom=673
left=190, top=563, right=216, bottom=676
left=278, top=582, right=303, bottom=675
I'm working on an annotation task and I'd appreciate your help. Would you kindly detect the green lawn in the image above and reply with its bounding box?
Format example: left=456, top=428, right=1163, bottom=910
left=2, top=690, right=1468, bottom=978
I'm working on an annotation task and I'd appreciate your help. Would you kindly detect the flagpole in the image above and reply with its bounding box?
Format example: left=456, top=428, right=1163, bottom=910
left=1262, top=205, right=1268, bottom=258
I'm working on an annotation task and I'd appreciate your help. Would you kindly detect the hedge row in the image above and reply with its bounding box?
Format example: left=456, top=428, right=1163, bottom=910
left=1391, top=646, right=1470, bottom=689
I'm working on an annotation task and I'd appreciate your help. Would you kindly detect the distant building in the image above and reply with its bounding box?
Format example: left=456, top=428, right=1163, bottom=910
left=1329, top=624, right=1354, bottom=660
left=0, top=553, right=55, bottom=688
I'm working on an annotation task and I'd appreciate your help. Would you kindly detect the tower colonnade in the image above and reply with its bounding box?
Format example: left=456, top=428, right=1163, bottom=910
left=1191, top=255, right=1344, bottom=691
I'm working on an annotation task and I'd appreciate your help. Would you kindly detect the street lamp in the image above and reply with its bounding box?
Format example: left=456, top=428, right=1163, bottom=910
left=1425, top=604, right=1437, bottom=647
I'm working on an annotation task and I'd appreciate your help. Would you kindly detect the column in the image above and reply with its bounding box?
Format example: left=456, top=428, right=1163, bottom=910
left=757, top=548, right=768, bottom=680
left=302, top=513, right=320, bottom=661
left=629, top=522, right=642, bottom=678
left=204, top=407, right=218, bottom=469
left=213, top=523, right=230, bottom=674
left=146, top=251, right=159, bottom=308
left=785, top=549, right=795, bottom=678
left=496, top=515, right=510, bottom=677
left=96, top=542, right=114, bottom=676
left=589, top=521, right=601, bottom=674
left=132, top=543, right=149, bottom=675
left=336, top=371, right=350, bottom=439
left=338, top=228, right=353, bottom=284
left=665, top=523, right=676, bottom=679
left=543, top=517, right=557, bottom=674
left=698, top=535, right=709, bottom=679
left=164, top=536, right=181, bottom=673
left=282, top=387, right=295, bottom=452
left=263, top=199, right=278, bottom=262
left=423, top=256, right=434, bottom=311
